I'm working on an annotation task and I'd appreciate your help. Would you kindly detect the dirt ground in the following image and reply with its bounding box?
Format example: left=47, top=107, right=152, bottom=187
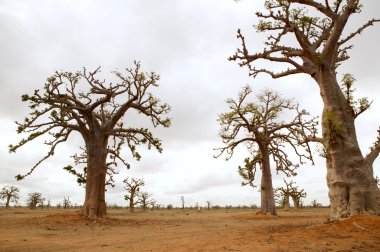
left=0, top=208, right=379, bottom=252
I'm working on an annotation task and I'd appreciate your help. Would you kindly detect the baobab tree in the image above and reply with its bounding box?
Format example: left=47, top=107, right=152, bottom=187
left=150, top=199, right=158, bottom=211
left=9, top=61, right=171, bottom=219
left=180, top=195, right=185, bottom=209
left=206, top=201, right=212, bottom=210
left=230, top=0, right=380, bottom=219
left=139, top=192, right=152, bottom=211
left=215, top=86, right=317, bottom=215
left=26, top=192, right=45, bottom=209
left=275, top=180, right=293, bottom=210
left=63, top=196, right=71, bottom=210
left=291, top=187, right=306, bottom=209
left=0, top=186, right=20, bottom=208
left=124, top=177, right=145, bottom=212
left=276, top=179, right=307, bottom=209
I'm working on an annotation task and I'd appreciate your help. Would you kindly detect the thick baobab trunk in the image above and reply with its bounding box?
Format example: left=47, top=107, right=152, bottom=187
left=291, top=196, right=299, bottom=209
left=283, top=194, right=291, bottom=211
left=129, top=197, right=135, bottom=213
left=260, top=145, right=277, bottom=215
left=5, top=196, right=11, bottom=208
left=81, top=134, right=108, bottom=219
left=317, top=70, right=380, bottom=219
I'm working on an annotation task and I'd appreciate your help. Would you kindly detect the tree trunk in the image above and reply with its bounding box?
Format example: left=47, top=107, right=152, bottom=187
left=316, top=69, right=380, bottom=219
left=5, top=196, right=11, bottom=208
left=283, top=194, right=291, bottom=211
left=81, top=133, right=108, bottom=219
left=291, top=196, right=299, bottom=209
left=260, top=144, right=277, bottom=215
left=129, top=196, right=134, bottom=213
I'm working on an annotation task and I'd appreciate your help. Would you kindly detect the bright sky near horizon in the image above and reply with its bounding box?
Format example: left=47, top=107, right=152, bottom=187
left=1, top=0, right=379, bottom=208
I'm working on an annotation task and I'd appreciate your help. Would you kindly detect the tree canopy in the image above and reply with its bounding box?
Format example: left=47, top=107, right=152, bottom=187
left=10, top=61, right=171, bottom=218
left=10, top=61, right=171, bottom=181
left=216, top=86, right=318, bottom=186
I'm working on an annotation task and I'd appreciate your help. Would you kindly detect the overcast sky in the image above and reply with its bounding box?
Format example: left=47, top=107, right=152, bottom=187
left=1, top=0, right=379, bottom=208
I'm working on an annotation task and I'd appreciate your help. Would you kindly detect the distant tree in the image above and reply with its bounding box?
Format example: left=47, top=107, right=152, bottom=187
left=46, top=199, right=51, bottom=208
left=195, top=202, right=200, bottom=211
left=124, top=177, right=144, bottom=213
left=10, top=62, right=171, bottom=219
left=150, top=199, right=157, bottom=211
left=180, top=195, right=185, bottom=209
left=310, top=199, right=322, bottom=208
left=215, top=86, right=317, bottom=215
left=290, top=183, right=307, bottom=209
left=139, top=192, right=152, bottom=211
left=26, top=192, right=45, bottom=209
left=0, top=186, right=20, bottom=208
left=63, top=196, right=71, bottom=210
left=56, top=203, right=62, bottom=209
left=230, top=0, right=380, bottom=219
left=167, top=204, right=173, bottom=210
left=275, top=180, right=293, bottom=211
left=206, top=201, right=211, bottom=210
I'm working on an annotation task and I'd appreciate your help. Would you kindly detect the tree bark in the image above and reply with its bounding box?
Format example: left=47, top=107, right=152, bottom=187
left=260, top=144, right=277, bottom=215
left=291, top=196, right=299, bottom=209
left=129, top=193, right=135, bottom=213
left=316, top=69, right=380, bottom=219
left=81, top=131, right=108, bottom=219
left=283, top=194, right=291, bottom=211
left=5, top=196, right=11, bottom=208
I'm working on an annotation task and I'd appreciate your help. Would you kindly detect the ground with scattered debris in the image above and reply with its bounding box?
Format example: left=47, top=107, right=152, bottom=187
left=1, top=208, right=379, bottom=251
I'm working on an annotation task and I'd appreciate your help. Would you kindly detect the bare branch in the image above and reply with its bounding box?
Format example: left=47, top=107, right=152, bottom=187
left=365, top=127, right=380, bottom=166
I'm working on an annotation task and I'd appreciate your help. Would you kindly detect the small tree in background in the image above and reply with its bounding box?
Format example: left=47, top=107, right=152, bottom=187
left=46, top=199, right=51, bottom=208
left=206, top=201, right=212, bottom=210
left=276, top=180, right=307, bottom=210
left=311, top=199, right=322, bottom=208
left=180, top=195, right=185, bottom=209
left=275, top=180, right=292, bottom=211
left=290, top=183, right=307, bottom=209
left=124, top=177, right=144, bottom=213
left=26, top=192, right=45, bottom=209
left=63, top=196, right=71, bottom=210
left=0, top=186, right=20, bottom=208
left=216, top=86, right=317, bottom=215
left=150, top=199, right=157, bottom=211
left=139, top=192, right=152, bottom=211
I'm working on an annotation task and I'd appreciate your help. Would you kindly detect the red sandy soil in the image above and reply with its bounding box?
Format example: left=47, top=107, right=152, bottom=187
left=0, top=208, right=379, bottom=251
